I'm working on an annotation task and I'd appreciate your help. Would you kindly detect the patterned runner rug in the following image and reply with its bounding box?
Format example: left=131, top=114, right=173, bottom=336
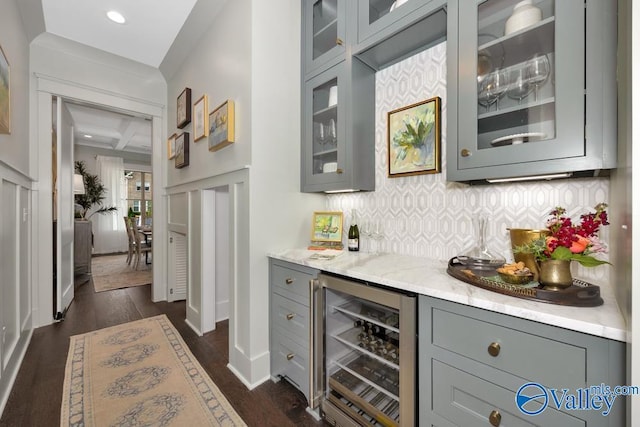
left=61, top=315, right=246, bottom=426
left=92, top=254, right=152, bottom=293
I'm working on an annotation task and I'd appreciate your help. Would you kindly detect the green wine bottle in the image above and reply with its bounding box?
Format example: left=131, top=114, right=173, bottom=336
left=348, top=209, right=359, bottom=252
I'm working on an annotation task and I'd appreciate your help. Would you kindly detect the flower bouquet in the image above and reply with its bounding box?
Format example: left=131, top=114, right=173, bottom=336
left=516, top=203, right=610, bottom=267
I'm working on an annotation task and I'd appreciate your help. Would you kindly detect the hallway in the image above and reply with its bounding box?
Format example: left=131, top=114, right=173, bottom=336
left=0, top=278, right=323, bottom=426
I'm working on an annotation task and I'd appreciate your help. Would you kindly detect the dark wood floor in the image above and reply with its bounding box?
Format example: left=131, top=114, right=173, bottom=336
left=0, top=275, right=325, bottom=427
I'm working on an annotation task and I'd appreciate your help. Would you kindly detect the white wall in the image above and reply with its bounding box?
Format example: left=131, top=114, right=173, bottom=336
left=165, top=0, right=323, bottom=387
left=0, top=0, right=33, bottom=415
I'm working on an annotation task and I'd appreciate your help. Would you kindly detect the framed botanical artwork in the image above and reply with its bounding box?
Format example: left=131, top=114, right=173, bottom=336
left=310, top=211, right=343, bottom=243
left=387, top=96, right=441, bottom=177
left=167, top=133, right=177, bottom=159
left=175, top=132, right=190, bottom=168
left=176, top=87, right=192, bottom=129
left=193, top=94, right=208, bottom=142
left=208, top=99, right=235, bottom=152
left=0, top=44, right=10, bottom=134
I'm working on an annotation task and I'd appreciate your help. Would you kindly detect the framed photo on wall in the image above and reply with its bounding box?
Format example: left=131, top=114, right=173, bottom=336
left=175, top=132, right=190, bottom=168
left=167, top=133, right=177, bottom=159
left=208, top=99, right=235, bottom=152
left=193, top=94, right=209, bottom=142
left=176, top=87, right=192, bottom=129
left=387, top=96, right=441, bottom=177
left=0, top=44, right=10, bottom=134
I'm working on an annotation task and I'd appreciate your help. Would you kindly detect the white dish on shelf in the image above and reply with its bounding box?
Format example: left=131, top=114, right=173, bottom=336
left=491, top=132, right=546, bottom=146
left=505, top=0, right=542, bottom=35
left=389, top=0, right=407, bottom=12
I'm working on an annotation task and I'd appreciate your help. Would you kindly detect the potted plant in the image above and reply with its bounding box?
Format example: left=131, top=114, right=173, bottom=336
left=74, top=160, right=118, bottom=220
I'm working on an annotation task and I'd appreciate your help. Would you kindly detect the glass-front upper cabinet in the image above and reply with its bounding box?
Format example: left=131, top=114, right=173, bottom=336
left=304, top=0, right=347, bottom=77
left=356, top=0, right=444, bottom=45
left=447, top=0, right=617, bottom=182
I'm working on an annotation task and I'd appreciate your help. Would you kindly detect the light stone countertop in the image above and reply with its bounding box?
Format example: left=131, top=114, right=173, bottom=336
left=269, top=249, right=627, bottom=342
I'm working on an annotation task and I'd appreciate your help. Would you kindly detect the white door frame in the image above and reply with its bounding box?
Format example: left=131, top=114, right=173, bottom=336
left=33, top=75, right=168, bottom=327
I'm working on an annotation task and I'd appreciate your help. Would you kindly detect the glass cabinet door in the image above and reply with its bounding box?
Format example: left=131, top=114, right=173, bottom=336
left=456, top=0, right=584, bottom=171
left=304, top=0, right=347, bottom=75
left=303, top=65, right=347, bottom=189
left=357, top=0, right=442, bottom=44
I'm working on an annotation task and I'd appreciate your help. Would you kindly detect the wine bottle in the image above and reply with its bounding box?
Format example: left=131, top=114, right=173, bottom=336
left=348, top=209, right=360, bottom=252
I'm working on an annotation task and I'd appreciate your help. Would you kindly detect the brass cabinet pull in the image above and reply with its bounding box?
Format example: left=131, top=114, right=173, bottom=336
left=336, top=168, right=343, bottom=174
left=336, top=37, right=344, bottom=46
left=488, top=342, right=501, bottom=357
left=461, top=148, right=471, bottom=157
left=489, top=410, right=501, bottom=427
left=286, top=353, right=295, bottom=361
left=285, top=278, right=293, bottom=285
left=286, top=313, right=295, bottom=320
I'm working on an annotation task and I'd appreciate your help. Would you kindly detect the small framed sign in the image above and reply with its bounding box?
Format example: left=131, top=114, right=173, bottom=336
left=193, top=94, right=208, bottom=142
left=167, top=133, right=177, bottom=159
left=311, top=211, right=343, bottom=243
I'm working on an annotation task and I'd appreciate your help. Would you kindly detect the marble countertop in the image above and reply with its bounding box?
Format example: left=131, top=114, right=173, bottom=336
left=269, top=249, right=627, bottom=342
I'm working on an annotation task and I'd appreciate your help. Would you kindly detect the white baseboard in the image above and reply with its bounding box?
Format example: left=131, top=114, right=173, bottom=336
left=0, top=328, right=33, bottom=417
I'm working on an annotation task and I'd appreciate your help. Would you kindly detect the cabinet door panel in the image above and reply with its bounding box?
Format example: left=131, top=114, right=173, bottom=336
left=304, top=0, right=347, bottom=75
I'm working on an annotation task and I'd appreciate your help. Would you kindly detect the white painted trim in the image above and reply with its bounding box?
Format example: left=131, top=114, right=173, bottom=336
left=201, top=189, right=216, bottom=333
left=0, top=329, right=33, bottom=417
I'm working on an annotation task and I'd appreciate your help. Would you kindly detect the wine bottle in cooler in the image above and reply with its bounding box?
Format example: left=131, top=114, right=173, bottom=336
left=348, top=209, right=360, bottom=252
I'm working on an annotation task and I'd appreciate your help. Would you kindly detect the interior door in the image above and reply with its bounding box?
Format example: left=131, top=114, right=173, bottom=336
left=54, top=97, right=75, bottom=318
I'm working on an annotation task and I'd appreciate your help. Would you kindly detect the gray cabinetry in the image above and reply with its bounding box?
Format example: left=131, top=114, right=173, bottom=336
left=446, top=0, right=617, bottom=183
left=419, top=296, right=625, bottom=426
left=269, top=258, right=319, bottom=406
left=301, top=57, right=375, bottom=193
left=303, top=0, right=348, bottom=78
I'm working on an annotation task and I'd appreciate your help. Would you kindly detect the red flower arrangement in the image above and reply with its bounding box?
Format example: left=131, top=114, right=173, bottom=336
left=517, top=203, right=611, bottom=267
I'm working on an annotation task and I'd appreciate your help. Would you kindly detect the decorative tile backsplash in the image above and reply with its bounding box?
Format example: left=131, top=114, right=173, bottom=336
left=326, top=42, right=610, bottom=283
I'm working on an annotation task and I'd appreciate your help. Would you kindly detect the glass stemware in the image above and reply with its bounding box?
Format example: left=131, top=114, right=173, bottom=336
left=507, top=66, right=532, bottom=104
left=483, top=70, right=509, bottom=111
left=360, top=220, right=371, bottom=252
left=370, top=221, right=384, bottom=254
left=527, top=53, right=550, bottom=101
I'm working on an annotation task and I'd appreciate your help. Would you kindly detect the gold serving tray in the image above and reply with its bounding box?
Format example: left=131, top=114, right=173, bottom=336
left=447, top=257, right=603, bottom=307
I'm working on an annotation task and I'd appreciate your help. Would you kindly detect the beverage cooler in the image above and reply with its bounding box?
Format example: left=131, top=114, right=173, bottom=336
left=311, top=273, right=416, bottom=426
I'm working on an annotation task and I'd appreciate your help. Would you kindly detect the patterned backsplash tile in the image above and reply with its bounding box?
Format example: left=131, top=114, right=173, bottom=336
left=326, top=42, right=610, bottom=283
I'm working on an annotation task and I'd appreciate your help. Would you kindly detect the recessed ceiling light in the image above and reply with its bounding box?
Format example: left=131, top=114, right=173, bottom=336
left=84, top=134, right=93, bottom=138
left=106, top=10, right=126, bottom=24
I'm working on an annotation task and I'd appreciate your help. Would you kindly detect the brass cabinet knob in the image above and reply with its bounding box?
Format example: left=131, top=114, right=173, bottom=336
left=286, top=313, right=295, bottom=320
left=461, top=148, right=471, bottom=157
left=488, top=342, right=501, bottom=357
left=336, top=168, right=343, bottom=174
left=336, top=38, right=344, bottom=46
left=285, top=278, right=293, bottom=285
left=286, top=353, right=295, bottom=361
left=489, top=410, right=501, bottom=427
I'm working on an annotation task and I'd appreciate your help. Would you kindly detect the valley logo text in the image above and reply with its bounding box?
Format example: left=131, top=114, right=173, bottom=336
left=515, top=382, right=638, bottom=416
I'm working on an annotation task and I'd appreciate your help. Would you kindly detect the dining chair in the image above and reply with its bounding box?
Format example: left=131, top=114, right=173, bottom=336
left=123, top=216, right=136, bottom=265
left=133, top=229, right=152, bottom=270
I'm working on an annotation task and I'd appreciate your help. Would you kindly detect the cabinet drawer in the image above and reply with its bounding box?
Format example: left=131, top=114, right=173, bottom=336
left=431, top=307, right=586, bottom=389
left=271, top=293, right=309, bottom=346
left=271, top=331, right=309, bottom=395
left=431, top=360, right=584, bottom=427
left=271, top=263, right=315, bottom=306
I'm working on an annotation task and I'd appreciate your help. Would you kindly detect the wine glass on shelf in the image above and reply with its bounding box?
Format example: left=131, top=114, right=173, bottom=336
left=484, top=69, right=509, bottom=111
left=507, top=65, right=532, bottom=104
left=527, top=53, right=550, bottom=101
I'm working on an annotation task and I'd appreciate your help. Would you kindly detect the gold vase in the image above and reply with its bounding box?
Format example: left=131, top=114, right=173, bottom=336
left=508, top=228, right=550, bottom=281
left=538, top=259, right=573, bottom=290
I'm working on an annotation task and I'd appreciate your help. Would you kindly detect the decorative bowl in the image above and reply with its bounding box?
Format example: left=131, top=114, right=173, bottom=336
left=504, top=0, right=542, bottom=36
left=498, top=271, right=534, bottom=285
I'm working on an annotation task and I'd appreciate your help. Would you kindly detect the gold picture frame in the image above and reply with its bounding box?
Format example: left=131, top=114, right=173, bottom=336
left=311, top=211, right=343, bottom=243
left=0, top=44, right=10, bottom=135
left=387, top=96, right=441, bottom=177
left=167, top=133, right=177, bottom=159
left=208, top=99, right=235, bottom=152
left=193, top=94, right=208, bottom=142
